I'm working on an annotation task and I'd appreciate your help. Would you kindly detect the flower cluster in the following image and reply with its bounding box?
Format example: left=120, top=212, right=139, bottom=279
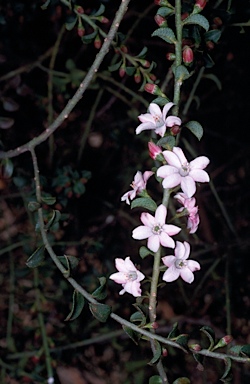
left=110, top=102, right=210, bottom=296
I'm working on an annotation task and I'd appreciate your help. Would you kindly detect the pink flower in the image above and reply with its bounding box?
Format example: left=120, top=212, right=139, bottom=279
left=157, top=147, right=210, bottom=197
left=121, top=170, right=154, bottom=205
left=132, top=204, right=181, bottom=252
left=109, top=257, right=145, bottom=297
left=174, top=192, right=200, bottom=233
left=162, top=241, right=200, bottom=283
left=148, top=141, right=163, bottom=160
left=136, top=103, right=182, bottom=137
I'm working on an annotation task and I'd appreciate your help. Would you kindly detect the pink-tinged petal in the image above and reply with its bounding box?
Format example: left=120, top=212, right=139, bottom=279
left=132, top=225, right=152, bottom=240
left=162, top=255, right=175, bottom=267
left=138, top=113, right=155, bottom=123
left=131, top=282, right=142, bottom=297
left=162, top=173, right=182, bottom=189
left=189, top=169, right=210, bottom=183
left=181, top=176, right=196, bottom=197
left=134, top=171, right=143, bottom=185
left=159, top=232, right=175, bottom=248
left=149, top=103, right=162, bottom=116
left=124, top=256, right=137, bottom=271
left=109, top=272, right=127, bottom=284
left=114, top=258, right=127, bottom=272
left=162, top=150, right=181, bottom=168
left=188, top=215, right=199, bottom=233
left=174, top=241, right=185, bottom=258
left=190, top=156, right=210, bottom=170
left=136, top=122, right=155, bottom=134
left=162, top=265, right=180, bottom=282
left=155, top=204, right=167, bottom=225
left=182, top=241, right=191, bottom=260
left=121, top=191, right=131, bottom=205
left=180, top=268, right=194, bottom=283
left=174, top=192, right=185, bottom=205
left=162, top=102, right=174, bottom=119
left=143, top=170, right=154, bottom=183
left=155, top=125, right=166, bottom=137
left=165, top=116, right=182, bottom=127
left=157, top=165, right=179, bottom=178
left=147, top=234, right=160, bottom=252
left=163, top=224, right=181, bottom=236
left=186, top=260, right=200, bottom=272
left=140, top=212, right=155, bottom=227
left=173, top=147, right=187, bottom=165
left=137, top=270, right=146, bottom=282
left=119, top=287, right=126, bottom=295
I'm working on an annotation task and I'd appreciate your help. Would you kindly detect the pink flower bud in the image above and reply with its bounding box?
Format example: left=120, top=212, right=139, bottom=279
left=148, top=141, right=162, bottom=160
left=144, top=83, right=164, bottom=96
left=194, top=0, right=207, bottom=13
left=166, top=52, right=176, bottom=61
left=222, top=335, right=233, bottom=344
left=120, top=45, right=128, bottom=53
left=162, top=348, right=168, bottom=357
left=170, top=124, right=181, bottom=136
left=189, top=343, right=201, bottom=351
left=213, top=16, right=223, bottom=27
left=140, top=59, right=150, bottom=68
left=149, top=74, right=157, bottom=81
left=206, top=41, right=214, bottom=50
left=134, top=73, right=141, bottom=83
left=154, top=0, right=172, bottom=6
left=152, top=322, right=159, bottom=329
left=154, top=14, right=167, bottom=27
left=75, top=6, right=84, bottom=14
left=100, top=16, right=109, bottom=24
left=182, top=45, right=194, bottom=65
left=94, top=36, right=102, bottom=49
left=77, top=26, right=85, bottom=37
left=119, top=66, right=126, bottom=78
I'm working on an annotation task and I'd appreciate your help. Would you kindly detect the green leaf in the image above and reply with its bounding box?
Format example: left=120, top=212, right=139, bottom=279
left=173, top=378, right=191, bottom=384
left=108, top=60, right=122, bottom=72
left=44, top=210, right=61, bottom=230
left=136, top=46, right=148, bottom=59
left=192, top=353, right=204, bottom=371
left=139, top=246, right=154, bottom=259
left=0, top=158, right=14, bottom=178
left=131, top=197, right=157, bottom=212
left=81, top=30, right=98, bottom=43
left=26, top=246, right=45, bottom=268
left=149, top=376, right=162, bottom=384
left=89, top=303, right=111, bottom=322
left=152, top=96, right=170, bottom=106
left=156, top=6, right=174, bottom=18
left=92, top=277, right=107, bottom=300
left=174, top=65, right=190, bottom=82
left=148, top=340, right=162, bottom=366
left=65, top=16, right=77, bottom=31
left=152, top=27, right=177, bottom=44
left=200, top=326, right=215, bottom=349
left=27, top=201, right=41, bottom=212
left=229, top=345, right=243, bottom=356
left=122, top=325, right=139, bottom=345
left=92, top=3, right=105, bottom=17
left=58, top=255, right=79, bottom=271
left=241, top=344, right=250, bottom=357
left=185, top=120, right=203, bottom=140
left=65, top=290, right=85, bottom=321
left=130, top=311, right=146, bottom=325
left=168, top=322, right=179, bottom=339
left=157, top=135, right=175, bottom=150
left=175, top=334, right=189, bottom=349
left=204, top=29, right=221, bottom=43
left=182, top=14, right=209, bottom=31
left=41, top=196, right=56, bottom=205
left=125, top=66, right=136, bottom=76
left=220, top=357, right=232, bottom=382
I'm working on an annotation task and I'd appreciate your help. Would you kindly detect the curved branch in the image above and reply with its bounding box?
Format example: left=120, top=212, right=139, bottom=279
left=0, top=0, right=131, bottom=160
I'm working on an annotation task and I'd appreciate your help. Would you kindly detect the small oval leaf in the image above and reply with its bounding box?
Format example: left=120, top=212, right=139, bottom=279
left=65, top=290, right=85, bottom=321
left=152, top=27, right=177, bottom=44
left=182, top=14, right=209, bottom=31
left=26, top=246, right=45, bottom=268
left=148, top=340, right=162, bottom=366
left=131, top=197, right=157, bottom=212
left=89, top=303, right=111, bottom=322
left=185, top=120, right=203, bottom=141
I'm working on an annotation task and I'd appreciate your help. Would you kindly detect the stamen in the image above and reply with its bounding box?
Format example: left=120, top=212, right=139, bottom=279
left=175, top=259, right=187, bottom=269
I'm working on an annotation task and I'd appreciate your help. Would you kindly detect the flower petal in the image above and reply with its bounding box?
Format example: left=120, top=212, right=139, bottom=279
left=180, top=268, right=194, bottom=283
left=173, top=147, right=188, bottom=165
left=162, top=265, right=180, bottom=282
left=162, top=150, right=181, bottom=168
left=162, top=173, right=182, bottom=189
left=124, top=256, right=137, bottom=271
left=132, top=225, right=152, bottom=240
left=140, top=212, right=155, bottom=227
left=155, top=125, right=166, bottom=137
left=162, top=255, right=175, bottom=267
left=149, top=103, right=162, bottom=116
left=147, top=234, right=160, bottom=252
left=136, top=122, right=155, bottom=134
left=186, top=259, right=200, bottom=272
left=181, top=175, right=196, bottom=197
left=165, top=116, right=182, bottom=127
left=157, top=165, right=179, bottom=178
left=155, top=204, right=167, bottom=225
left=159, top=232, right=175, bottom=248
left=138, top=113, right=155, bottom=123
left=163, top=224, right=181, bottom=236
left=189, top=169, right=210, bottom=183
left=174, top=241, right=185, bottom=259
left=162, top=102, right=174, bottom=119
left=109, top=271, right=127, bottom=284
left=190, top=156, right=210, bottom=170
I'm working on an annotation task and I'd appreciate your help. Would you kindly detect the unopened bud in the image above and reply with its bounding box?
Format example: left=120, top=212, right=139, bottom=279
left=149, top=73, right=157, bottom=81
left=182, top=45, right=194, bottom=65
left=140, top=59, right=150, bottom=68
left=134, top=72, right=141, bottom=83
left=170, top=124, right=181, bottom=136
left=144, top=83, right=165, bottom=96
left=77, top=26, right=85, bottom=37
left=152, top=322, right=159, bottom=329
left=148, top=141, right=163, bottom=160
left=214, top=335, right=233, bottom=350
left=100, top=16, right=109, bottom=24
left=162, top=348, right=168, bottom=357
left=119, top=66, right=126, bottom=78
left=120, top=45, right=128, bottom=53
left=75, top=6, right=84, bottom=14
left=206, top=41, right=214, bottom=50
left=213, top=17, right=222, bottom=27
left=193, top=0, right=207, bottom=14
left=189, top=343, right=201, bottom=351
left=166, top=52, right=176, bottom=61
left=154, top=0, right=173, bottom=7
left=154, top=14, right=167, bottom=27
left=94, top=35, right=102, bottom=49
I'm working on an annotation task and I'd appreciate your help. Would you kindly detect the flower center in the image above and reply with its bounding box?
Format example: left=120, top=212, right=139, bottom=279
left=152, top=224, right=162, bottom=235
left=175, top=259, right=187, bottom=269
left=179, top=162, right=190, bottom=177
left=126, top=270, right=137, bottom=281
